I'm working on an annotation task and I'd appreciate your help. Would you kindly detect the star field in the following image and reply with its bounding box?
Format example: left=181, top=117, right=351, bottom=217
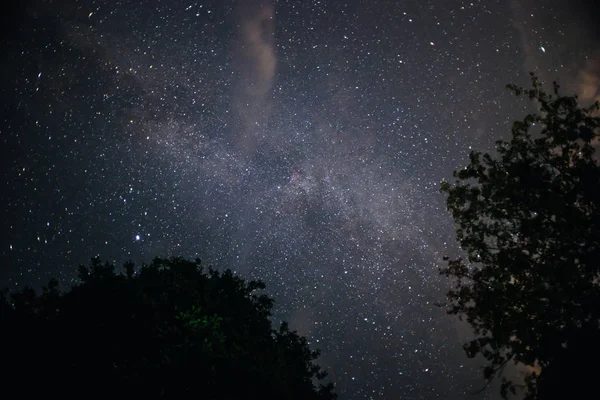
left=1, top=0, right=598, bottom=399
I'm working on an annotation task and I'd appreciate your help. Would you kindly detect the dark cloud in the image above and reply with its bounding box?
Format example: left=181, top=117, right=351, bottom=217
left=566, top=0, right=600, bottom=41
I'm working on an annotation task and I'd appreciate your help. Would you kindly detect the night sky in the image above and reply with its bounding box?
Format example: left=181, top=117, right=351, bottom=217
left=1, top=0, right=599, bottom=399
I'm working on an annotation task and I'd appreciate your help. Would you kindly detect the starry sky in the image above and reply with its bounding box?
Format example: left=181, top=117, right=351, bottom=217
left=1, top=0, right=599, bottom=399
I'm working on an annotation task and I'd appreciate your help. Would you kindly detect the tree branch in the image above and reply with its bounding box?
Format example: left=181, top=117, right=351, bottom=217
left=469, top=353, right=515, bottom=396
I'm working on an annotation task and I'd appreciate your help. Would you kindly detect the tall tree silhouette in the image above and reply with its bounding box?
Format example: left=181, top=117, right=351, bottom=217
left=440, top=73, right=600, bottom=399
left=0, top=257, right=336, bottom=399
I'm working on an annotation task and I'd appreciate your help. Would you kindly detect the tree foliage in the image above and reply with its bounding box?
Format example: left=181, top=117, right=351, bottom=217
left=0, top=257, right=336, bottom=399
left=440, top=73, right=600, bottom=399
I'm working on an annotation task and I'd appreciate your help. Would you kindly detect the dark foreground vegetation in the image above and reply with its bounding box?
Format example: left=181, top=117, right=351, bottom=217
left=0, top=257, right=336, bottom=399
left=441, top=74, right=600, bottom=399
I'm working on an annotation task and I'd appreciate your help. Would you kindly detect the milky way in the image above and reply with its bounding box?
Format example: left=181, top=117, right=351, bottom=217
left=1, top=0, right=598, bottom=399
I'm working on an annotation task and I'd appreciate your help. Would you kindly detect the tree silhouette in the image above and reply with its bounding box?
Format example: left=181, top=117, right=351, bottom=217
left=0, top=257, right=336, bottom=399
left=440, top=73, right=600, bottom=399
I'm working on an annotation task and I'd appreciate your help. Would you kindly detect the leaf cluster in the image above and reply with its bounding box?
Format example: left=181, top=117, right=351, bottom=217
left=440, top=73, right=600, bottom=399
left=0, top=256, right=336, bottom=399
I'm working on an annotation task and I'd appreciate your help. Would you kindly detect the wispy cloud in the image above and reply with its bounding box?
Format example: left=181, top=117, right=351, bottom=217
left=231, top=0, right=277, bottom=150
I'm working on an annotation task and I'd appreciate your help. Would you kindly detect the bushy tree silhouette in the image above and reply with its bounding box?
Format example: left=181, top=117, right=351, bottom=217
left=440, top=73, right=600, bottom=399
left=0, top=257, right=336, bottom=399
